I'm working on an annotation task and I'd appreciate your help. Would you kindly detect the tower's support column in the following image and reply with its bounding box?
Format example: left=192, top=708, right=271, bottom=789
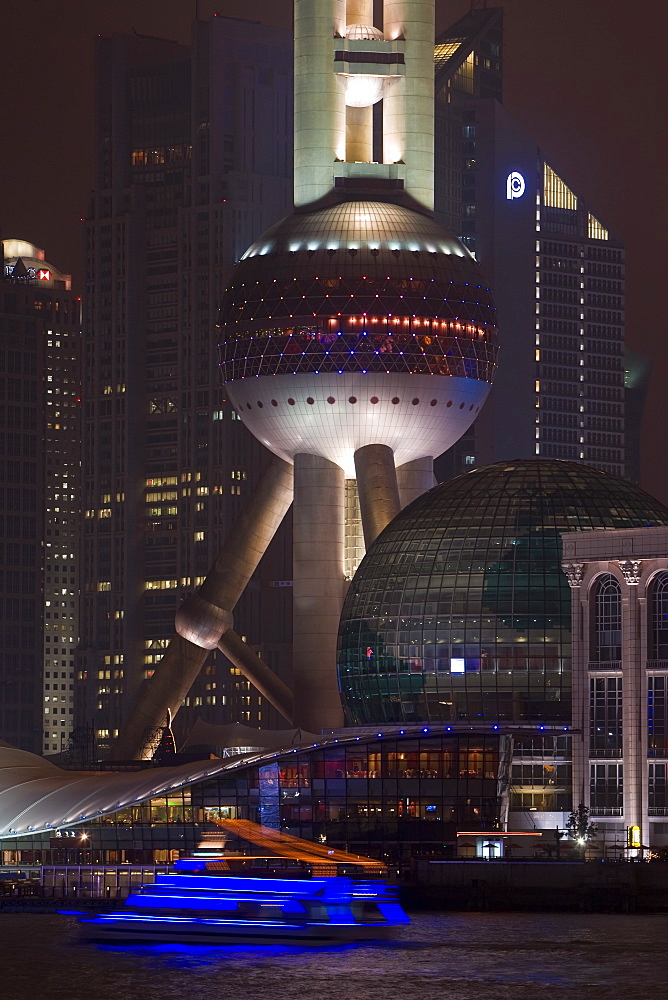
left=294, top=0, right=346, bottom=207
left=346, top=0, right=372, bottom=20
left=354, top=443, right=401, bottom=547
left=345, top=1, right=375, bottom=163
left=293, top=454, right=345, bottom=730
left=564, top=562, right=588, bottom=816
left=109, top=457, right=294, bottom=760
left=620, top=573, right=645, bottom=851
left=383, top=0, right=434, bottom=211
left=396, top=456, right=435, bottom=509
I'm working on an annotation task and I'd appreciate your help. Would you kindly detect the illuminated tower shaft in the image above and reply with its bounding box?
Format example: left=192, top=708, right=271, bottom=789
left=291, top=0, right=438, bottom=727
left=294, top=0, right=435, bottom=211
left=219, top=0, right=496, bottom=734
left=383, top=1, right=435, bottom=211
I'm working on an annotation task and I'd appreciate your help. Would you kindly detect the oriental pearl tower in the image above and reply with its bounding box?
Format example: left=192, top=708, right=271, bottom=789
left=111, top=0, right=497, bottom=759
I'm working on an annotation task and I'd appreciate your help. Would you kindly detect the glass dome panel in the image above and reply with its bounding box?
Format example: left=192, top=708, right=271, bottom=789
left=338, top=460, right=668, bottom=726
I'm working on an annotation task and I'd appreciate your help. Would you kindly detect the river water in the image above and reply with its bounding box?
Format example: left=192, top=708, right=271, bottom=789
left=2, top=911, right=666, bottom=1000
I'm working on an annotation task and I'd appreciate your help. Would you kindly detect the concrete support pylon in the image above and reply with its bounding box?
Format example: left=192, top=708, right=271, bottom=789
left=354, top=443, right=401, bottom=547
left=621, top=579, right=644, bottom=847
left=292, top=453, right=346, bottom=730
left=344, top=2, right=379, bottom=163
left=396, top=456, right=436, bottom=509
left=346, top=0, right=372, bottom=21
left=294, top=0, right=346, bottom=207
left=383, top=0, right=435, bottom=212
left=109, top=456, right=294, bottom=760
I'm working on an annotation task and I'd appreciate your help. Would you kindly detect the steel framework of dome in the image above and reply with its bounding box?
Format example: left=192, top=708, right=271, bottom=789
left=338, top=460, right=668, bottom=726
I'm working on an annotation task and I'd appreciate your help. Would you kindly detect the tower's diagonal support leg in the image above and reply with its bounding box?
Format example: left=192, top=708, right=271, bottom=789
left=396, top=456, right=436, bottom=509
left=354, top=443, right=401, bottom=548
left=109, top=456, right=294, bottom=760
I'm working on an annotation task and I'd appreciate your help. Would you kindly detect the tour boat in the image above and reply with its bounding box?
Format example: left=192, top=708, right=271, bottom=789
left=77, top=821, right=409, bottom=944
left=77, top=861, right=409, bottom=944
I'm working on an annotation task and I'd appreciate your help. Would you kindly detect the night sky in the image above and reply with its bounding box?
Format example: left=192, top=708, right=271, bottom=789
left=1, top=0, right=665, bottom=499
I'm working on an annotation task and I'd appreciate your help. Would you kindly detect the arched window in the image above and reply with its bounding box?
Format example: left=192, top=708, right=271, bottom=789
left=592, top=573, right=621, bottom=662
left=650, top=573, right=668, bottom=660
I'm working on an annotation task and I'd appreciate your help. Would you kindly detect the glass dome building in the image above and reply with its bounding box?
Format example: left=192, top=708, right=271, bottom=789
left=338, top=460, right=668, bottom=726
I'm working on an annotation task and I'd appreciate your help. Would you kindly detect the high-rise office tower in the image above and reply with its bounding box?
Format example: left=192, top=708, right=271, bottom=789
left=112, top=0, right=498, bottom=757
left=433, top=9, right=626, bottom=482
left=78, top=20, right=293, bottom=753
left=0, top=240, right=81, bottom=755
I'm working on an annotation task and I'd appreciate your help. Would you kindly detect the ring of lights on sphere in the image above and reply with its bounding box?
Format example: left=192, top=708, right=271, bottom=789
left=218, top=201, right=498, bottom=475
left=337, top=460, right=668, bottom=725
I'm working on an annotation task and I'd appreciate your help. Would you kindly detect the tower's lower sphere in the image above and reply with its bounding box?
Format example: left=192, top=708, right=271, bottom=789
left=219, top=200, right=497, bottom=472
left=226, top=372, right=485, bottom=476
left=337, top=460, right=668, bottom=725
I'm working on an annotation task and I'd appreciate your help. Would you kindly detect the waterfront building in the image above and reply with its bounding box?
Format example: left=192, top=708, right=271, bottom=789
left=338, top=459, right=668, bottom=833
left=0, top=730, right=513, bottom=865
left=0, top=241, right=81, bottom=756
left=433, top=9, right=627, bottom=482
left=562, top=526, right=668, bottom=853
left=78, top=20, right=293, bottom=754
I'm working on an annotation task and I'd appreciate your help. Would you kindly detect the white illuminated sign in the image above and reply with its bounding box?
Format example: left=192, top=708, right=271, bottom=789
left=450, top=658, right=465, bottom=673
left=3, top=264, right=51, bottom=281
left=506, top=171, right=526, bottom=200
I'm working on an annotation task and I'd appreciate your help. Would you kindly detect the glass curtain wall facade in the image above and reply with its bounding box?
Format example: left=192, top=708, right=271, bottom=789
left=0, top=732, right=509, bottom=866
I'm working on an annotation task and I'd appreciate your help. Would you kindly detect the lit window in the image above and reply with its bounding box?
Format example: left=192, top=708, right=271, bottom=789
left=543, top=164, right=577, bottom=210
left=587, top=214, right=609, bottom=241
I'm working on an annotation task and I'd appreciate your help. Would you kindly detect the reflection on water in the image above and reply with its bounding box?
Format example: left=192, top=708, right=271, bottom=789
left=2, top=911, right=666, bottom=1000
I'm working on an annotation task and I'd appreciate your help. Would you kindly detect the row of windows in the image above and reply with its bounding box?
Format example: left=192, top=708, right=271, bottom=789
left=592, top=572, right=668, bottom=661
left=590, top=763, right=668, bottom=812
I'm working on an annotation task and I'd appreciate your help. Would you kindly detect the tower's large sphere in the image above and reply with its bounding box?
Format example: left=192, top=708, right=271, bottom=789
left=338, top=460, right=668, bottom=724
left=218, top=201, right=497, bottom=475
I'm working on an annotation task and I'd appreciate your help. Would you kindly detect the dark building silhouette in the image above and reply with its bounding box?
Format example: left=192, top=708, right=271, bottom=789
left=0, top=240, right=81, bottom=755
left=433, top=9, right=626, bottom=483
left=623, top=349, right=651, bottom=484
left=77, top=20, right=294, bottom=752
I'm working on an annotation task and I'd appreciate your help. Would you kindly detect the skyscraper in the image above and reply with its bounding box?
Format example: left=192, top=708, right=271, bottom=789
left=0, top=240, right=81, bottom=755
left=433, top=9, right=626, bottom=482
left=78, top=20, right=293, bottom=753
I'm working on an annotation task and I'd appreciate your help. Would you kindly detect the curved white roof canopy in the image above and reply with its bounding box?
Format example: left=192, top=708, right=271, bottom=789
left=0, top=744, right=279, bottom=839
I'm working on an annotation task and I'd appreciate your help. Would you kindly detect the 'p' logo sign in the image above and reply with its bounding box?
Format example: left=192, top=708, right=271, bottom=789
left=506, top=171, right=525, bottom=200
